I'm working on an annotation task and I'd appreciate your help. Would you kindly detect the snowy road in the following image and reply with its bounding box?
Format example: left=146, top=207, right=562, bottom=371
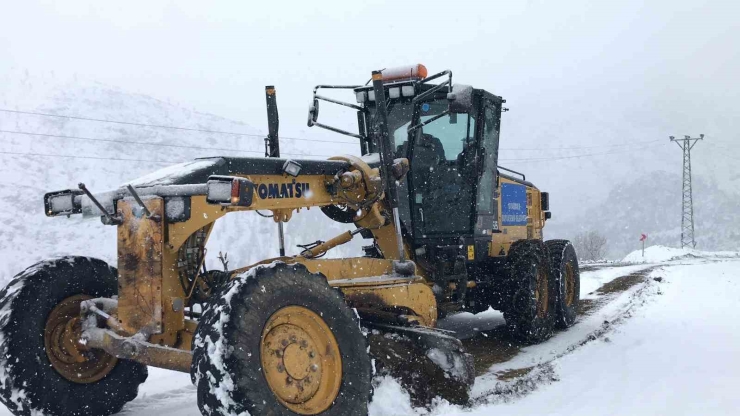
left=1, top=257, right=738, bottom=416
left=371, top=257, right=740, bottom=415
left=457, top=259, right=740, bottom=416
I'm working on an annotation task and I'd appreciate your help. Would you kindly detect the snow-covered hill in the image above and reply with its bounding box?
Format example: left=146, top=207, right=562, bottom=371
left=622, top=245, right=740, bottom=263
left=546, top=171, right=740, bottom=259
left=1, top=72, right=738, bottom=275
left=0, top=73, right=364, bottom=284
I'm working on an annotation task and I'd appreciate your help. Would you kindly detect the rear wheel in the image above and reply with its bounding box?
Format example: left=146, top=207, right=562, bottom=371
left=545, top=240, right=581, bottom=328
left=0, top=257, right=147, bottom=416
left=191, top=262, right=372, bottom=416
left=503, top=240, right=556, bottom=343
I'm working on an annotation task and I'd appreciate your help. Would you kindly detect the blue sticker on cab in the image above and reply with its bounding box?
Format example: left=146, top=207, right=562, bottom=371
left=501, top=183, right=528, bottom=226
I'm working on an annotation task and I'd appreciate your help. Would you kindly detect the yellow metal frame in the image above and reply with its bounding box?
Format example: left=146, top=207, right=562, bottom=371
left=113, top=156, right=435, bottom=353
left=111, top=155, right=547, bottom=357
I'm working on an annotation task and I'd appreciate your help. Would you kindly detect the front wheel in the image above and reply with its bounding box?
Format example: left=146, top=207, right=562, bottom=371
left=191, top=262, right=372, bottom=416
left=0, top=257, right=147, bottom=416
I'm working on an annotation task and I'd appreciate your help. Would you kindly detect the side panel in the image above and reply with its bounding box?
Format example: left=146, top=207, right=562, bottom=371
left=527, top=187, right=544, bottom=240
left=298, top=257, right=394, bottom=280
left=342, top=284, right=437, bottom=327
left=488, top=178, right=545, bottom=257
left=289, top=257, right=437, bottom=327
left=117, top=198, right=164, bottom=335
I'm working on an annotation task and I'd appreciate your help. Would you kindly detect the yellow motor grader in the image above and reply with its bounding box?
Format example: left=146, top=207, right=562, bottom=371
left=0, top=65, right=579, bottom=416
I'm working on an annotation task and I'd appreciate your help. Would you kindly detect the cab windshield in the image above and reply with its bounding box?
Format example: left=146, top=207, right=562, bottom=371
left=381, top=100, right=475, bottom=161
left=369, top=99, right=477, bottom=236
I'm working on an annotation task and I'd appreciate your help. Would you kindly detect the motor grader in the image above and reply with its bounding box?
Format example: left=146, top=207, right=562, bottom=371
left=0, top=64, right=580, bottom=416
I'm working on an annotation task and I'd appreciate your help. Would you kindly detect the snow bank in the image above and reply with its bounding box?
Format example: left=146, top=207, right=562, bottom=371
left=468, top=260, right=740, bottom=416
left=622, top=245, right=740, bottom=263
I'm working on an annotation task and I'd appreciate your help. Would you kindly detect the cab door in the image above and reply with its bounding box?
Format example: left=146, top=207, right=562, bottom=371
left=474, top=99, right=501, bottom=235
left=407, top=108, right=477, bottom=238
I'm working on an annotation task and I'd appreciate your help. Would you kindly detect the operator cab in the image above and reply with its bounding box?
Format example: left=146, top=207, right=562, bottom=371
left=307, top=64, right=505, bottom=263
left=359, top=70, right=504, bottom=251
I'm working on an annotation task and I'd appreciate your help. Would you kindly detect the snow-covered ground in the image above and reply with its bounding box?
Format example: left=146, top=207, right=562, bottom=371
left=4, top=250, right=737, bottom=416
left=376, top=255, right=740, bottom=416
left=622, top=245, right=740, bottom=264
left=462, top=258, right=740, bottom=416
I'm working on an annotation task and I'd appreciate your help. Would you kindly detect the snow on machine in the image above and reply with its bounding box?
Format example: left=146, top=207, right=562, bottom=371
left=0, top=64, right=579, bottom=415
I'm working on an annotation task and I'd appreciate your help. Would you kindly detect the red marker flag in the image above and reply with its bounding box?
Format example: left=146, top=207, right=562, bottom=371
left=640, top=234, right=647, bottom=242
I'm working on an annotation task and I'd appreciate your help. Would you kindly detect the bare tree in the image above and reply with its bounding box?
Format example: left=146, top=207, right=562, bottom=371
left=573, top=231, right=608, bottom=261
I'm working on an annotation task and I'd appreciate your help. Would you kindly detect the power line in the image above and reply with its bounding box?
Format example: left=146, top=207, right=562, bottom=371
left=0, top=129, right=264, bottom=154
left=0, top=147, right=334, bottom=164
left=2, top=108, right=668, bottom=151
left=499, top=142, right=663, bottom=162
left=0, top=129, right=336, bottom=158
left=0, top=108, right=358, bottom=145
left=0, top=149, right=174, bottom=164
left=0, top=131, right=663, bottom=165
left=0, top=107, right=689, bottom=164
left=711, top=143, right=735, bottom=152
left=0, top=148, right=335, bottom=163
left=500, top=139, right=661, bottom=151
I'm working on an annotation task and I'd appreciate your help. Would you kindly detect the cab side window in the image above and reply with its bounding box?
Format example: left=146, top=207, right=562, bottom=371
left=476, top=103, right=500, bottom=216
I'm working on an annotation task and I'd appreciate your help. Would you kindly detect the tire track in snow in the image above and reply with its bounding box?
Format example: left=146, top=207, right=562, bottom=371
left=469, top=265, right=664, bottom=405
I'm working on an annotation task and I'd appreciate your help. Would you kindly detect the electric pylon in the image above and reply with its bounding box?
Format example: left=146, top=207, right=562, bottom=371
left=669, top=134, right=704, bottom=248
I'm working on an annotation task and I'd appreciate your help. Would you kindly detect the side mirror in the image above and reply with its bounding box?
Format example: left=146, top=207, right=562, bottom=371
left=447, top=84, right=474, bottom=114
left=307, top=99, right=320, bottom=127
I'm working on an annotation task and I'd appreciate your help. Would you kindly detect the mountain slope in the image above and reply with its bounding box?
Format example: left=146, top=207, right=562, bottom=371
left=546, top=171, right=740, bottom=258
left=0, top=74, right=363, bottom=283
left=0, top=72, right=737, bottom=274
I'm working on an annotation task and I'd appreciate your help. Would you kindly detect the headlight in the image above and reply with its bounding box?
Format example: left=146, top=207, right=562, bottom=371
left=43, top=190, right=83, bottom=217
left=282, top=160, right=302, bottom=177
left=401, top=85, right=415, bottom=97
left=165, top=196, right=191, bottom=222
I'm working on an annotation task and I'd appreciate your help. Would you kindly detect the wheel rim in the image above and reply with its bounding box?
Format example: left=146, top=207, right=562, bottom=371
left=534, top=266, right=549, bottom=319
left=261, top=306, right=343, bottom=415
left=564, top=263, right=576, bottom=307
left=44, top=294, right=118, bottom=384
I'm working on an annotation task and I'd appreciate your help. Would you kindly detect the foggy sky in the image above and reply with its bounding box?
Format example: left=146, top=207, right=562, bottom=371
left=1, top=0, right=738, bottom=216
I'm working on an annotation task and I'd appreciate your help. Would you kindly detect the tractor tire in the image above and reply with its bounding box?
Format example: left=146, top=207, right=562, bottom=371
left=502, top=240, right=557, bottom=343
left=191, top=261, right=372, bottom=416
left=0, top=256, right=148, bottom=416
left=545, top=240, right=581, bottom=329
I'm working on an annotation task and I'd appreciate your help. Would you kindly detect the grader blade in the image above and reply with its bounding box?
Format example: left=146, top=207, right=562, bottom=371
left=367, top=323, right=475, bottom=406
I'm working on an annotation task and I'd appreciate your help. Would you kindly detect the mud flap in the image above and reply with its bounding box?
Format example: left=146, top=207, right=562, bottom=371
left=367, top=323, right=475, bottom=406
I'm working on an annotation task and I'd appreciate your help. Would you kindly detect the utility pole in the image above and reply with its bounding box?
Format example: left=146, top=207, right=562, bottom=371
left=669, top=134, right=704, bottom=249
left=265, top=85, right=286, bottom=257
